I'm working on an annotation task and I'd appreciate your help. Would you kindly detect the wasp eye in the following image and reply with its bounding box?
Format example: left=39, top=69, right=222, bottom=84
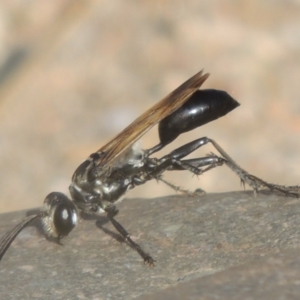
left=43, top=192, right=78, bottom=238
left=53, top=202, right=78, bottom=237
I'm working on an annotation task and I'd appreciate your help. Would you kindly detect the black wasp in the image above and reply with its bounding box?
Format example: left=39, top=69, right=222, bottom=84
left=0, top=70, right=299, bottom=266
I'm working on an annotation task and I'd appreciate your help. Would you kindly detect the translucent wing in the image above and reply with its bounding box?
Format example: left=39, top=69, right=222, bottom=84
left=95, top=70, right=210, bottom=170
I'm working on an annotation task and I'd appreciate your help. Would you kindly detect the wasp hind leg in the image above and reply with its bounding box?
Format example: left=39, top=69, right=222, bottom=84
left=148, top=138, right=228, bottom=196
left=150, top=136, right=300, bottom=198
left=206, top=139, right=300, bottom=198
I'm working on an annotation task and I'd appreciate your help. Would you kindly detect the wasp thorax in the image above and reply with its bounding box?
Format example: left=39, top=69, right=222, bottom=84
left=42, top=192, right=78, bottom=239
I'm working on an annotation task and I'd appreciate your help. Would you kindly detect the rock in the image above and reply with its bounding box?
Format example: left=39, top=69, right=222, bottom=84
left=0, top=191, right=299, bottom=299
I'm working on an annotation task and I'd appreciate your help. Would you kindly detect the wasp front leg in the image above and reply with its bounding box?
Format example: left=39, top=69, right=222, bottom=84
left=105, top=204, right=155, bottom=266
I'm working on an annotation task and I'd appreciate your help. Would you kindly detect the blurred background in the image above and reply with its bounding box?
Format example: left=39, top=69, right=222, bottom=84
left=0, top=0, right=299, bottom=213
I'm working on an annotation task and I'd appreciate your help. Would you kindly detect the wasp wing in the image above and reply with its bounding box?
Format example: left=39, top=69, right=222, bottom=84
left=94, top=70, right=210, bottom=170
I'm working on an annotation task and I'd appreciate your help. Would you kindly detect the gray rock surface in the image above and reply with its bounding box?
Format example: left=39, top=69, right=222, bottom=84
left=0, top=190, right=299, bottom=299
left=140, top=249, right=300, bottom=300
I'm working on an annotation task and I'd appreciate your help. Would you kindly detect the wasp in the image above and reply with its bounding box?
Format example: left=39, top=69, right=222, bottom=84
left=0, top=70, right=299, bottom=266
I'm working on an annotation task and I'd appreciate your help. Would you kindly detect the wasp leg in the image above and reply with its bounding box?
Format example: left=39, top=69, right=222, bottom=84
left=146, top=138, right=227, bottom=195
left=205, top=138, right=300, bottom=198
left=168, top=156, right=225, bottom=173
left=149, top=136, right=300, bottom=197
left=145, top=138, right=227, bottom=195
left=148, top=138, right=226, bottom=178
left=170, top=136, right=300, bottom=197
left=222, top=156, right=300, bottom=197
left=105, top=205, right=155, bottom=266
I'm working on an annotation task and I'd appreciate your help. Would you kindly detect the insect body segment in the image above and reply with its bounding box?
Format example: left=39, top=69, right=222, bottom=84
left=0, top=70, right=299, bottom=265
left=157, top=89, right=240, bottom=149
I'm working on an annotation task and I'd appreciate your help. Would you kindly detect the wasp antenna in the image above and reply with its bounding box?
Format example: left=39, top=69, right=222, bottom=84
left=0, top=214, right=41, bottom=261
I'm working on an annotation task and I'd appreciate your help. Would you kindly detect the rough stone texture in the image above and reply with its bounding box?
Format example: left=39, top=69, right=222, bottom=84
left=0, top=191, right=300, bottom=299
left=140, top=250, right=300, bottom=300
